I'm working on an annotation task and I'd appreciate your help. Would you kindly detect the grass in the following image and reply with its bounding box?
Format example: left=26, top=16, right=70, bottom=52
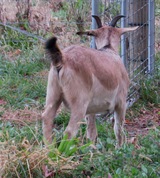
left=0, top=38, right=48, bottom=109
left=0, top=119, right=160, bottom=178
left=139, top=53, right=160, bottom=105
left=82, top=128, right=160, bottom=178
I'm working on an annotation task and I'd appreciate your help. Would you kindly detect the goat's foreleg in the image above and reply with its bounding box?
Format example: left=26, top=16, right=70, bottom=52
left=86, top=114, right=97, bottom=143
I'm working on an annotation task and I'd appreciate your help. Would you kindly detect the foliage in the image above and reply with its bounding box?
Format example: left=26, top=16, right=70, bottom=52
left=0, top=33, right=47, bottom=109
left=0, top=120, right=92, bottom=178
left=104, top=1, right=121, bottom=21
left=1, top=119, right=160, bottom=178
left=139, top=53, right=160, bottom=105
left=64, top=0, right=91, bottom=21
left=62, top=0, right=91, bottom=31
left=0, top=63, right=47, bottom=109
left=0, top=26, right=36, bottom=50
left=155, top=0, right=160, bottom=16
left=75, top=127, right=160, bottom=178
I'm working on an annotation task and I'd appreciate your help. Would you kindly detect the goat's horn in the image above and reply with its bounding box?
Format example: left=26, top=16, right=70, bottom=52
left=92, top=15, right=102, bottom=28
left=109, top=15, right=125, bottom=27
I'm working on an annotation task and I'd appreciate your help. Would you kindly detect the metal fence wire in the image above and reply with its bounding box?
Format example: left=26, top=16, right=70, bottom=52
left=92, top=0, right=155, bottom=106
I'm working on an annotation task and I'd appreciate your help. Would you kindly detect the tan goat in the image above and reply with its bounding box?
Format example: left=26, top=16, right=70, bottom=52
left=42, top=15, right=138, bottom=147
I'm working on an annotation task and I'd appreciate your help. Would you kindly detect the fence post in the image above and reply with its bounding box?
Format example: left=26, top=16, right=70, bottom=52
left=120, top=0, right=127, bottom=66
left=148, top=0, right=155, bottom=75
left=91, top=0, right=99, bottom=49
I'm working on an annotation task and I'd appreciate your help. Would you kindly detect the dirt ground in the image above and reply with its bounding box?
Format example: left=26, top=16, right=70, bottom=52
left=0, top=0, right=64, bottom=33
left=125, top=105, right=160, bottom=137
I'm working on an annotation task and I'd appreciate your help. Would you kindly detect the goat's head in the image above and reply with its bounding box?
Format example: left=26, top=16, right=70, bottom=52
left=77, top=15, right=139, bottom=53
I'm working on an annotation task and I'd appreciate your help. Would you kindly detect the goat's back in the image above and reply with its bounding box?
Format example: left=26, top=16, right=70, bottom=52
left=62, top=45, right=129, bottom=91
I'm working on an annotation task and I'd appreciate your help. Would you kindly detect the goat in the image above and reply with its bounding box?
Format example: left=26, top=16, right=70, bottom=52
left=42, top=15, right=138, bottom=147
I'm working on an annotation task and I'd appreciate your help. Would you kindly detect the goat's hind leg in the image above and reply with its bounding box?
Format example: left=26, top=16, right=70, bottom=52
left=42, top=99, right=61, bottom=144
left=114, top=103, right=127, bottom=148
left=86, top=114, right=97, bottom=143
left=64, top=109, right=86, bottom=138
left=64, top=101, right=89, bottom=139
left=42, top=68, right=62, bottom=144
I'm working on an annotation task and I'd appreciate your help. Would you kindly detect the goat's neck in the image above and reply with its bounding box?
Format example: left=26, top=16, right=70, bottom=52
left=110, top=38, right=121, bottom=53
left=99, top=44, right=119, bottom=54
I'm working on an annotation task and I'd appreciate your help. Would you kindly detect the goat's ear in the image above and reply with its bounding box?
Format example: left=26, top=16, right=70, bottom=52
left=119, top=26, right=139, bottom=34
left=76, top=30, right=97, bottom=36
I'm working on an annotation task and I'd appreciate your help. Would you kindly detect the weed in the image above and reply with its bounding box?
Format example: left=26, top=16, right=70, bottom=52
left=0, top=120, right=92, bottom=178
left=72, top=128, right=160, bottom=178
left=139, top=53, right=160, bottom=105
left=55, top=111, right=70, bottom=127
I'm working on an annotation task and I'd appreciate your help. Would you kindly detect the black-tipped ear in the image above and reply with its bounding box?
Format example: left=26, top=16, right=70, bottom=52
left=76, top=31, right=96, bottom=36
left=92, top=15, right=102, bottom=28
left=109, top=15, right=125, bottom=27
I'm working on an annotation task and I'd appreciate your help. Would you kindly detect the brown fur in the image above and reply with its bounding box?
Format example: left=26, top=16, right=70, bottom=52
left=63, top=46, right=126, bottom=90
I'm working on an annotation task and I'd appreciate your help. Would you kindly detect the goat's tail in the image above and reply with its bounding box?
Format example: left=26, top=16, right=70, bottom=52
left=45, top=37, right=63, bottom=70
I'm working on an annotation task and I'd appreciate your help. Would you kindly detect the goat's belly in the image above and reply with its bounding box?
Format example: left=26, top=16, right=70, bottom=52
left=86, top=76, right=119, bottom=114
left=86, top=90, right=118, bottom=114
left=86, top=102, right=113, bottom=114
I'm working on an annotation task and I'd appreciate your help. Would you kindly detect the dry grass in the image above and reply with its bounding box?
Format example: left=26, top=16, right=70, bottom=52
left=0, top=107, right=41, bottom=123
left=0, top=107, right=81, bottom=177
left=0, top=139, right=80, bottom=177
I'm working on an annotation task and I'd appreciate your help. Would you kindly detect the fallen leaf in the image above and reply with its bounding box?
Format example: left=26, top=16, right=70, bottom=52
left=42, top=165, right=55, bottom=178
left=125, top=119, right=135, bottom=125
left=8, top=49, right=21, bottom=58
left=139, top=154, right=152, bottom=162
left=0, top=99, right=7, bottom=105
left=108, top=173, right=112, bottom=178
left=22, top=138, right=30, bottom=149
left=127, top=136, right=141, bottom=149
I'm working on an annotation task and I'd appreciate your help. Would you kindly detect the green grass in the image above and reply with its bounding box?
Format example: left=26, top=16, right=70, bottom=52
left=0, top=26, right=38, bottom=50
left=0, top=41, right=48, bottom=109
left=75, top=129, right=160, bottom=178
